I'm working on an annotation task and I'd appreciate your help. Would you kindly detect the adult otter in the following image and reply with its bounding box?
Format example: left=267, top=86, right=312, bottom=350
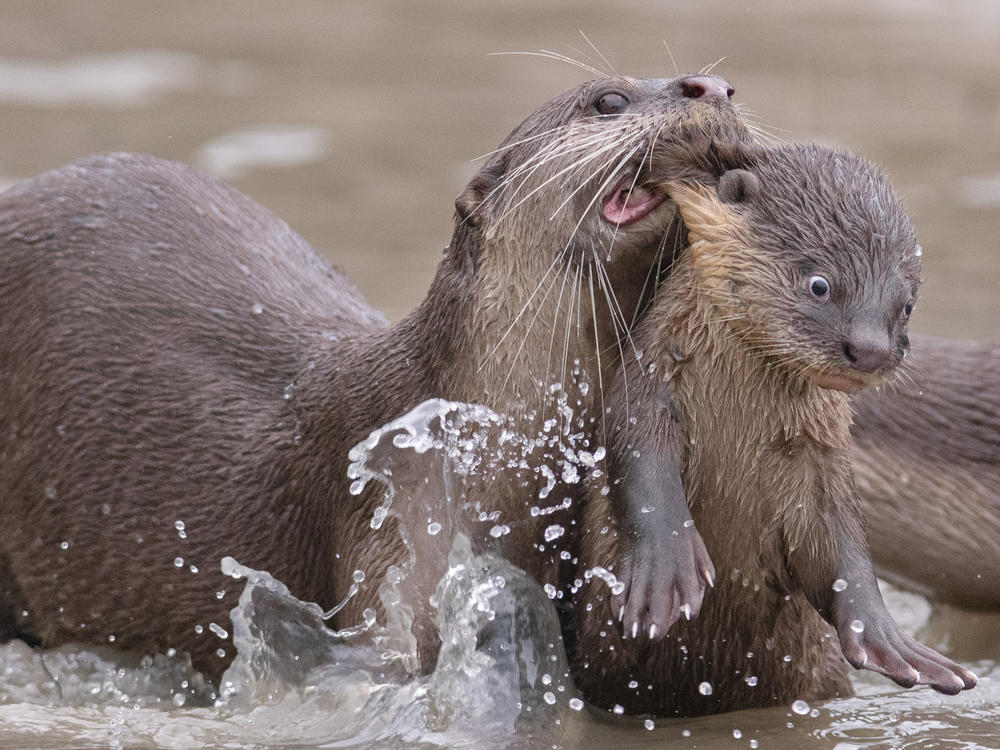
left=0, top=74, right=747, bottom=680
left=573, top=143, right=978, bottom=716
left=852, top=336, right=1000, bottom=608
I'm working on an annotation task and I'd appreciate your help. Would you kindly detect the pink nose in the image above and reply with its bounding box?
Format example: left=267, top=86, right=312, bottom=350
left=678, top=75, right=735, bottom=101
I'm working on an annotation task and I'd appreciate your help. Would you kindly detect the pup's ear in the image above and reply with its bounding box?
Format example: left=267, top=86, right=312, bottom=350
left=717, top=168, right=760, bottom=204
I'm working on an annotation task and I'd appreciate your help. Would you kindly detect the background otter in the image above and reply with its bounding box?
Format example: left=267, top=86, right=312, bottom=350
left=0, top=74, right=748, bottom=680
left=852, top=336, right=1000, bottom=609
left=573, top=143, right=977, bottom=716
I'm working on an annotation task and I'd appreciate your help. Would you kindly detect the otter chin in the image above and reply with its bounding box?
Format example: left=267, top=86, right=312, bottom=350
left=808, top=370, right=873, bottom=393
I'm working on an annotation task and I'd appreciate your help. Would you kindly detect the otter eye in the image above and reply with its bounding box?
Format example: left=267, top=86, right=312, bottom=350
left=594, top=92, right=629, bottom=115
left=808, top=275, right=830, bottom=299
left=902, top=300, right=915, bottom=318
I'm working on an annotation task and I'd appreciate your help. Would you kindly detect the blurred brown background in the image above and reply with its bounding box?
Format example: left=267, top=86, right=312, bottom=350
left=1, top=0, right=998, bottom=339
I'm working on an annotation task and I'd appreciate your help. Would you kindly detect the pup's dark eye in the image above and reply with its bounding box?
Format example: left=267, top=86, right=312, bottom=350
left=902, top=300, right=914, bottom=318
left=808, top=275, right=830, bottom=298
left=594, top=92, right=629, bottom=115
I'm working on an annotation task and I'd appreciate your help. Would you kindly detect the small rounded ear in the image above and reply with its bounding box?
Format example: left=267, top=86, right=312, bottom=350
left=455, top=156, right=507, bottom=226
left=717, top=169, right=760, bottom=204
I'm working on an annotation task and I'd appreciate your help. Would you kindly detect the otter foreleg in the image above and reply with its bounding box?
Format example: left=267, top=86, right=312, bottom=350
left=793, top=495, right=978, bottom=694
left=607, top=377, right=714, bottom=641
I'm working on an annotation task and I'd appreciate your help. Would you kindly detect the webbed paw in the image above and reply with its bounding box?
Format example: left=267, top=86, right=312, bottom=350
left=614, top=525, right=714, bottom=640
left=835, top=606, right=977, bottom=694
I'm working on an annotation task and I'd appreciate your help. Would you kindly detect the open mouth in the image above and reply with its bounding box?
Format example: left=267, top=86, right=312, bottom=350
left=600, top=172, right=667, bottom=227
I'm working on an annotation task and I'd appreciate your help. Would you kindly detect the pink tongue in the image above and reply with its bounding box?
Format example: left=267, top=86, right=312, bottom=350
left=601, top=184, right=664, bottom=226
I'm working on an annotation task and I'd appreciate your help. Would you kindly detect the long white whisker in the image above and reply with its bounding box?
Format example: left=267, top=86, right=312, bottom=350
left=559, top=143, right=644, bottom=256
left=700, top=56, right=727, bottom=75
left=662, top=40, right=681, bottom=77
left=579, top=31, right=618, bottom=77
left=587, top=264, right=606, bottom=437
left=545, top=251, right=578, bottom=395
left=497, top=253, right=567, bottom=397
left=477, top=252, right=564, bottom=371
left=489, top=50, right=607, bottom=78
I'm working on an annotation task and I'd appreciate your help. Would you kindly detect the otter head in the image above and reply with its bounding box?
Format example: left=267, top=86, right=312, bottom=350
left=446, top=74, right=750, bottom=403
left=671, top=143, right=921, bottom=394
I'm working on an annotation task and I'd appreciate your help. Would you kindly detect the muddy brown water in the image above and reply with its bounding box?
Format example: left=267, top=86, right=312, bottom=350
left=0, top=1, right=998, bottom=748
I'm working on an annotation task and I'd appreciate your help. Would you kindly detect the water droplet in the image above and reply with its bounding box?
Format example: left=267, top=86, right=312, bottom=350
left=427, top=521, right=442, bottom=535
left=850, top=619, right=865, bottom=633
left=194, top=624, right=203, bottom=634
left=174, top=520, right=185, bottom=531
left=44, top=483, right=58, bottom=500
left=59, top=541, right=69, bottom=550
left=543, top=583, right=558, bottom=599
left=914, top=246, right=923, bottom=257
left=209, top=622, right=229, bottom=640
left=173, top=557, right=184, bottom=568
left=683, top=519, right=694, bottom=528
left=698, top=681, right=713, bottom=695
left=783, top=654, right=792, bottom=663
left=544, top=524, right=565, bottom=542
left=569, top=697, right=584, bottom=711
left=215, top=590, right=226, bottom=599
left=628, top=680, right=639, bottom=689
left=612, top=704, right=625, bottom=715
left=352, top=570, right=365, bottom=583
left=744, top=675, right=758, bottom=687
left=644, top=718, right=655, bottom=730
left=108, top=634, right=116, bottom=643
left=733, top=729, right=743, bottom=739
left=172, top=693, right=186, bottom=707
left=682, top=729, right=692, bottom=737
left=543, top=691, right=556, bottom=705
left=832, top=578, right=847, bottom=592
left=188, top=564, right=199, bottom=574
left=791, top=699, right=810, bottom=715
left=489, top=524, right=510, bottom=538
left=750, top=741, right=759, bottom=749
left=251, top=303, right=264, bottom=314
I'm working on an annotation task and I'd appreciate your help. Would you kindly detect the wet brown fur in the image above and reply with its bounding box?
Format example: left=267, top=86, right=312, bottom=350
left=0, top=76, right=748, bottom=679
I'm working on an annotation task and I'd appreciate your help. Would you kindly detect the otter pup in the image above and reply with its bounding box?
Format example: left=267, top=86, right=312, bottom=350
left=0, top=74, right=747, bottom=679
left=573, top=143, right=978, bottom=715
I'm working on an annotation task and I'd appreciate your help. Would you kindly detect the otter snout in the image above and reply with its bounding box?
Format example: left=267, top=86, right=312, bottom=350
left=676, top=75, right=735, bottom=101
left=843, top=336, right=893, bottom=374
